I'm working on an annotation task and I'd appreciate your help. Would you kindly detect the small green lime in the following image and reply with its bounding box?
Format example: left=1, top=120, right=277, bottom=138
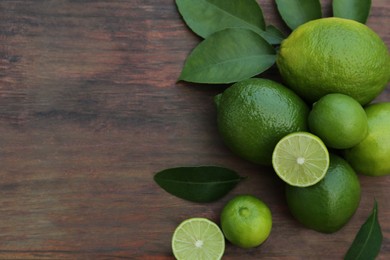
left=272, top=132, right=329, bottom=187
left=308, top=93, right=368, bottom=149
left=220, top=195, right=272, bottom=248
left=285, top=154, right=361, bottom=233
left=215, top=78, right=309, bottom=165
left=344, top=102, right=390, bottom=176
left=171, top=218, right=225, bottom=260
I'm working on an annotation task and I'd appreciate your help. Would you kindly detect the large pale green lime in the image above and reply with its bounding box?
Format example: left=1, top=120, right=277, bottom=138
left=277, top=17, right=390, bottom=105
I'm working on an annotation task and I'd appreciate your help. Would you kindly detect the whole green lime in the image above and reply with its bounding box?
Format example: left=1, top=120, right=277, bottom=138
left=344, top=102, right=390, bottom=176
left=215, top=78, right=309, bottom=165
left=277, top=17, right=390, bottom=105
left=285, top=154, right=361, bottom=233
left=308, top=93, right=368, bottom=149
left=220, top=195, right=272, bottom=248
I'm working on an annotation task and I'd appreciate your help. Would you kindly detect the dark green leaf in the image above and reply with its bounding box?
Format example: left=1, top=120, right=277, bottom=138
left=175, top=0, right=265, bottom=35
left=175, top=0, right=283, bottom=44
left=345, top=200, right=382, bottom=260
left=179, top=28, right=276, bottom=84
left=154, top=166, right=244, bottom=202
left=266, top=25, right=286, bottom=40
left=333, top=0, right=371, bottom=24
left=275, top=0, right=322, bottom=30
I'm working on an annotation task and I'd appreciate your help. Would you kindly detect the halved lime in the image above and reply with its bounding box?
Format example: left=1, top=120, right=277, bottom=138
left=272, top=132, right=329, bottom=187
left=172, top=218, right=225, bottom=260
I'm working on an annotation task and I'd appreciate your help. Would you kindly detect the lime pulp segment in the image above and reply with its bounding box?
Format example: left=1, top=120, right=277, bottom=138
left=272, top=132, right=329, bottom=187
left=172, top=218, right=225, bottom=260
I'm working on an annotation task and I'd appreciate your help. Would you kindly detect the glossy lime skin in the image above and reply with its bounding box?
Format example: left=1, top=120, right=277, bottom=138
left=215, top=78, right=309, bottom=165
left=286, top=154, right=361, bottom=233
left=220, top=195, right=272, bottom=248
left=308, top=93, right=368, bottom=149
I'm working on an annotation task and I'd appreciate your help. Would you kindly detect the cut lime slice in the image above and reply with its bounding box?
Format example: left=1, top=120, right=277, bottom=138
left=172, top=218, right=225, bottom=260
left=272, top=132, right=329, bottom=187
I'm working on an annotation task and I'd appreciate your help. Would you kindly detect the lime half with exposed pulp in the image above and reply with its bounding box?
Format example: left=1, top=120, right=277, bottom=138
left=171, top=218, right=225, bottom=260
left=272, top=132, right=329, bottom=187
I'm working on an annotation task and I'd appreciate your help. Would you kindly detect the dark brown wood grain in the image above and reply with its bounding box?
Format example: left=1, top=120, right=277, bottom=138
left=0, top=0, right=389, bottom=259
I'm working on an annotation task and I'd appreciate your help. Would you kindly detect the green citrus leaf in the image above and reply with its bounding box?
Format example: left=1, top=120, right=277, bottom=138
left=345, top=200, right=382, bottom=260
left=175, top=0, right=283, bottom=44
left=266, top=25, right=286, bottom=40
left=275, top=0, right=322, bottom=30
left=179, top=28, right=276, bottom=84
left=333, top=0, right=371, bottom=24
left=154, top=166, right=245, bottom=203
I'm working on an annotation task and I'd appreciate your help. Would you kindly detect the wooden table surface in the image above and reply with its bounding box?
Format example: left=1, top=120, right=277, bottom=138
left=0, top=0, right=389, bottom=259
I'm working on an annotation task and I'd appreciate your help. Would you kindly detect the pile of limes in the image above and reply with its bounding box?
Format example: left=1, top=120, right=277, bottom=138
left=171, top=195, right=272, bottom=259
left=215, top=17, right=390, bottom=236
left=171, top=17, right=390, bottom=259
